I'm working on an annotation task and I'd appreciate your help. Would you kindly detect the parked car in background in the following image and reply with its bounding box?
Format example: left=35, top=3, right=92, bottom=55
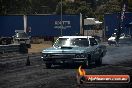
left=108, top=33, right=127, bottom=45
left=92, top=35, right=101, bottom=43
left=13, top=30, right=31, bottom=48
left=41, top=36, right=107, bottom=68
left=0, top=37, right=12, bottom=45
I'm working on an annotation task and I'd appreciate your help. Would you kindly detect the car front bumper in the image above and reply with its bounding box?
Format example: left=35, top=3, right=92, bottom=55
left=108, top=40, right=116, bottom=44
left=41, top=56, right=87, bottom=64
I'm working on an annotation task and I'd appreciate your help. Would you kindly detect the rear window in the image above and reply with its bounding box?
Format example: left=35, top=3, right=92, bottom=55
left=71, top=38, right=89, bottom=47
left=16, top=33, right=28, bottom=38
left=89, top=38, right=98, bottom=45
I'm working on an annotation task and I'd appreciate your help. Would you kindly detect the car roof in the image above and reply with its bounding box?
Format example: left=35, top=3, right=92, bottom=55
left=59, top=36, right=93, bottom=39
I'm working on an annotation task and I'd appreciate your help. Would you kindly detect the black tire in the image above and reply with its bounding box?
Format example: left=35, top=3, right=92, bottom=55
left=83, top=59, right=89, bottom=67
left=19, top=43, right=28, bottom=54
left=45, top=63, right=52, bottom=68
left=108, top=42, right=111, bottom=46
left=27, top=44, right=31, bottom=48
left=83, top=55, right=91, bottom=67
left=95, top=56, right=102, bottom=66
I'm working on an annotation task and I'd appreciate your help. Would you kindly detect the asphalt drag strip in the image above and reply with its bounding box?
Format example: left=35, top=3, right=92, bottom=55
left=0, top=44, right=132, bottom=88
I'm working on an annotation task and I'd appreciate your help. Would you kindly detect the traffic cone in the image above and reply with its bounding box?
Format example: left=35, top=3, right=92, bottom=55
left=26, top=55, right=30, bottom=66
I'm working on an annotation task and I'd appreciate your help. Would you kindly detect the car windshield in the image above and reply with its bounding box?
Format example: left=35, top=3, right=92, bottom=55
left=111, top=33, right=125, bottom=37
left=16, top=33, right=28, bottom=38
left=111, top=34, right=116, bottom=37
left=54, top=38, right=89, bottom=47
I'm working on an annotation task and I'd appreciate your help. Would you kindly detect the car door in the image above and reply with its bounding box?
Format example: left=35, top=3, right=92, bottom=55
left=89, top=38, right=100, bottom=60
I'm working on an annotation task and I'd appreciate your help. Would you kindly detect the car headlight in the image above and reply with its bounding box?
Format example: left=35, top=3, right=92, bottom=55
left=76, top=54, right=81, bottom=58
left=42, top=54, right=50, bottom=58
left=80, top=54, right=85, bottom=58
left=75, top=54, right=85, bottom=58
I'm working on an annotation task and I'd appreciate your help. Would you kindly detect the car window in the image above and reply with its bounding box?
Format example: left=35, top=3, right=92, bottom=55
left=16, top=33, right=28, bottom=38
left=54, top=38, right=89, bottom=47
left=112, top=34, right=116, bottom=37
left=54, top=38, right=69, bottom=47
left=89, top=38, right=98, bottom=46
left=71, top=38, right=89, bottom=47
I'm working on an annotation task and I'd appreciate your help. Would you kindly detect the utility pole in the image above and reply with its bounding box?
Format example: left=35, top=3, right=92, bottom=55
left=116, top=0, right=126, bottom=46
left=61, top=0, right=63, bottom=36
left=23, top=15, right=27, bottom=33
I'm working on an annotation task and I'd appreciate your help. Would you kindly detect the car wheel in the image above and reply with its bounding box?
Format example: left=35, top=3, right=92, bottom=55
left=27, top=44, right=31, bottom=48
left=83, top=60, right=89, bottom=67
left=95, top=56, right=102, bottom=66
left=45, top=63, right=52, bottom=68
left=84, top=58, right=91, bottom=67
left=108, top=42, right=111, bottom=45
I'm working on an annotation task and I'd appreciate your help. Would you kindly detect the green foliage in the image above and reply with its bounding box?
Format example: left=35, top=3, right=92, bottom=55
left=98, top=0, right=120, bottom=13
left=128, top=0, right=132, bottom=11
left=0, top=0, right=59, bottom=15
left=55, top=1, right=94, bottom=18
left=0, top=0, right=132, bottom=18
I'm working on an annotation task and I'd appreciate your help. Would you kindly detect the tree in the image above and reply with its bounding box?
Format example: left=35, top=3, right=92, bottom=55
left=95, top=0, right=121, bottom=21
left=0, top=0, right=131, bottom=17
left=55, top=1, right=94, bottom=18
left=128, top=0, right=132, bottom=11
left=0, top=0, right=59, bottom=15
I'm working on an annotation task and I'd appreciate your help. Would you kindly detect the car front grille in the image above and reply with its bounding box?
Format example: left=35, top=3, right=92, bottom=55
left=45, top=54, right=75, bottom=58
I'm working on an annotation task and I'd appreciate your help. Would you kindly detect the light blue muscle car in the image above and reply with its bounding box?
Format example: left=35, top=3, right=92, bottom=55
left=41, top=36, right=107, bottom=68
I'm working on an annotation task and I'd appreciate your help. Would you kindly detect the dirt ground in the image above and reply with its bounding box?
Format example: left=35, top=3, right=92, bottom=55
left=28, top=43, right=52, bottom=53
left=0, top=43, right=132, bottom=88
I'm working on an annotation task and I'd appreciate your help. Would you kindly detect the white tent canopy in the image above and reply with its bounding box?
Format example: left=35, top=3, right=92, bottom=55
left=84, top=18, right=102, bottom=25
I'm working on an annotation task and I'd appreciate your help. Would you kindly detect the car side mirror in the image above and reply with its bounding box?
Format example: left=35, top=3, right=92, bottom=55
left=90, top=43, right=94, bottom=46
left=90, top=42, right=97, bottom=46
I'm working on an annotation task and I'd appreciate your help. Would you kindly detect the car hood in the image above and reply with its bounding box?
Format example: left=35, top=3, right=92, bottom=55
left=108, top=37, right=115, bottom=41
left=108, top=36, right=126, bottom=41
left=42, top=46, right=92, bottom=54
